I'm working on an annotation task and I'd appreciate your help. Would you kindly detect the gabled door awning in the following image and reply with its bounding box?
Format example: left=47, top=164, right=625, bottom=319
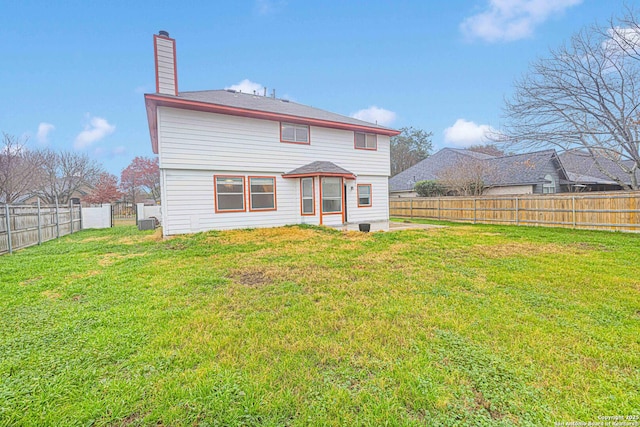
left=282, top=161, right=356, bottom=179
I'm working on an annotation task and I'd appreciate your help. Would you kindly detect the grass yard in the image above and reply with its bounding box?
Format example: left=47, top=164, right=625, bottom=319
left=1, top=221, right=639, bottom=426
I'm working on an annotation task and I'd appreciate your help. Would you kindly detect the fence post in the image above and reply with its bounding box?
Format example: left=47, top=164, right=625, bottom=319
left=438, top=198, right=441, bottom=221
left=69, top=200, right=74, bottom=234
left=4, top=204, right=12, bottom=254
left=410, top=198, right=413, bottom=219
left=55, top=197, right=60, bottom=239
left=37, top=199, right=42, bottom=245
left=572, top=196, right=576, bottom=228
left=79, top=204, right=83, bottom=231
left=515, top=197, right=519, bottom=226
left=473, top=198, right=477, bottom=224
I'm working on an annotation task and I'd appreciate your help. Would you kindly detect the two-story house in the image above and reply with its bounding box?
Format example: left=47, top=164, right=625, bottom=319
left=144, top=31, right=399, bottom=235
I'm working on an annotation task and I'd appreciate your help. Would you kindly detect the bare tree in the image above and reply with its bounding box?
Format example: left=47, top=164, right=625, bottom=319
left=31, top=149, right=103, bottom=204
left=0, top=133, right=44, bottom=203
left=436, top=156, right=497, bottom=196
left=498, top=11, right=640, bottom=190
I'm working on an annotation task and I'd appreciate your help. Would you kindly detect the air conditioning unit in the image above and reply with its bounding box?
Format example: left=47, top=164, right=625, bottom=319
left=138, top=218, right=156, bottom=231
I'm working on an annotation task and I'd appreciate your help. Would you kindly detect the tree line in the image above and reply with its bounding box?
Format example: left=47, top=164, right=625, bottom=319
left=1, top=132, right=159, bottom=205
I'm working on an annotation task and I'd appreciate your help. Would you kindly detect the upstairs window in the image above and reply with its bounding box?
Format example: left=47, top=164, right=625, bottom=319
left=357, top=184, right=372, bottom=207
left=249, top=177, right=276, bottom=211
left=281, top=123, right=309, bottom=144
left=215, top=176, right=245, bottom=212
left=355, top=132, right=377, bottom=150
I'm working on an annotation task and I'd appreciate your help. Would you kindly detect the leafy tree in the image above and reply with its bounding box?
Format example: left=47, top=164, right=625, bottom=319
left=85, top=172, right=122, bottom=205
left=499, top=7, right=640, bottom=189
left=414, top=180, right=446, bottom=197
left=390, top=127, right=433, bottom=176
left=120, top=156, right=160, bottom=204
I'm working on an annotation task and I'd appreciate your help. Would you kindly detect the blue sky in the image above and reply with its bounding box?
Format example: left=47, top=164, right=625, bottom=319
left=0, top=0, right=630, bottom=176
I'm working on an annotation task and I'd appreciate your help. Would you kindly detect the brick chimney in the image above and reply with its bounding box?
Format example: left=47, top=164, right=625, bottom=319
left=154, top=30, right=178, bottom=96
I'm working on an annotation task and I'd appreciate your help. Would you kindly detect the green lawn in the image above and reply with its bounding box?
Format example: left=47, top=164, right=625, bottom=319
left=1, top=222, right=639, bottom=426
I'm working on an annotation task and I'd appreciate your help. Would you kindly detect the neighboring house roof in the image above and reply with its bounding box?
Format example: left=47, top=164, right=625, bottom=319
left=559, top=150, right=640, bottom=186
left=283, top=161, right=356, bottom=179
left=389, top=148, right=568, bottom=192
left=145, top=90, right=400, bottom=154
left=389, top=148, right=488, bottom=192
left=485, top=150, right=566, bottom=187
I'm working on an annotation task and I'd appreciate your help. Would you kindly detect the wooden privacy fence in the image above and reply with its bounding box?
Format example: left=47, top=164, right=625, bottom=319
left=390, top=191, right=640, bottom=232
left=0, top=201, right=82, bottom=255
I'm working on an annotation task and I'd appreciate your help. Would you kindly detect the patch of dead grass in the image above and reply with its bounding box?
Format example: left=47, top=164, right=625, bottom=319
left=470, top=242, right=583, bottom=259
left=213, top=226, right=322, bottom=246
left=41, top=290, right=61, bottom=300
left=98, top=253, right=145, bottom=267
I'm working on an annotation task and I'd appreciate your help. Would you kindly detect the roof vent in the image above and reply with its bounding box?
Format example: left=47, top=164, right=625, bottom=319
left=281, top=99, right=290, bottom=103
left=226, top=89, right=236, bottom=93
left=158, top=30, right=169, bottom=37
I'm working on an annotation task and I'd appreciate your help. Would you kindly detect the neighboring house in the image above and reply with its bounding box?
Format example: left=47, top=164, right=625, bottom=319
left=482, top=150, right=569, bottom=195
left=559, top=150, right=640, bottom=191
left=12, top=182, right=94, bottom=205
left=388, top=148, right=493, bottom=197
left=389, top=148, right=570, bottom=197
left=144, top=31, right=399, bottom=235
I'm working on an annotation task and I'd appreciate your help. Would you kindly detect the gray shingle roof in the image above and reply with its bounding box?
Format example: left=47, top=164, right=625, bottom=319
left=283, top=161, right=355, bottom=177
left=485, top=150, right=562, bottom=186
left=172, top=90, right=394, bottom=132
left=559, top=150, right=640, bottom=185
left=389, top=148, right=497, bottom=192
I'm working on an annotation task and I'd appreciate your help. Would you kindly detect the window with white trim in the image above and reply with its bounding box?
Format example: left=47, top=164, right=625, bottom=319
left=281, top=123, right=309, bottom=144
left=301, top=177, right=314, bottom=215
left=250, top=177, right=276, bottom=210
left=215, top=176, right=245, bottom=211
left=355, top=132, right=377, bottom=150
left=322, top=177, right=342, bottom=213
left=357, top=184, right=372, bottom=207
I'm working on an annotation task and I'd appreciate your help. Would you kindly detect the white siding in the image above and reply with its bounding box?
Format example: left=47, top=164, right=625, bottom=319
left=157, top=107, right=390, bottom=176
left=155, top=37, right=176, bottom=95
left=346, top=176, right=389, bottom=223
left=161, top=172, right=390, bottom=234
left=157, top=107, right=392, bottom=234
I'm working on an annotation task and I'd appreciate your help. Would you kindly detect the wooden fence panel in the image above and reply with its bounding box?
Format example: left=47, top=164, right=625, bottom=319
left=390, top=191, right=640, bottom=232
left=0, top=203, right=82, bottom=255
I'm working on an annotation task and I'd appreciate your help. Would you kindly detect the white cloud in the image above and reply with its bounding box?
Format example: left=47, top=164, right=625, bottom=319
left=604, top=27, right=640, bottom=56
left=461, top=0, right=583, bottom=43
left=351, top=106, right=397, bottom=126
left=225, top=79, right=264, bottom=94
left=74, top=115, right=116, bottom=150
left=444, top=119, right=496, bottom=147
left=36, top=122, right=55, bottom=145
left=112, top=146, right=127, bottom=155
